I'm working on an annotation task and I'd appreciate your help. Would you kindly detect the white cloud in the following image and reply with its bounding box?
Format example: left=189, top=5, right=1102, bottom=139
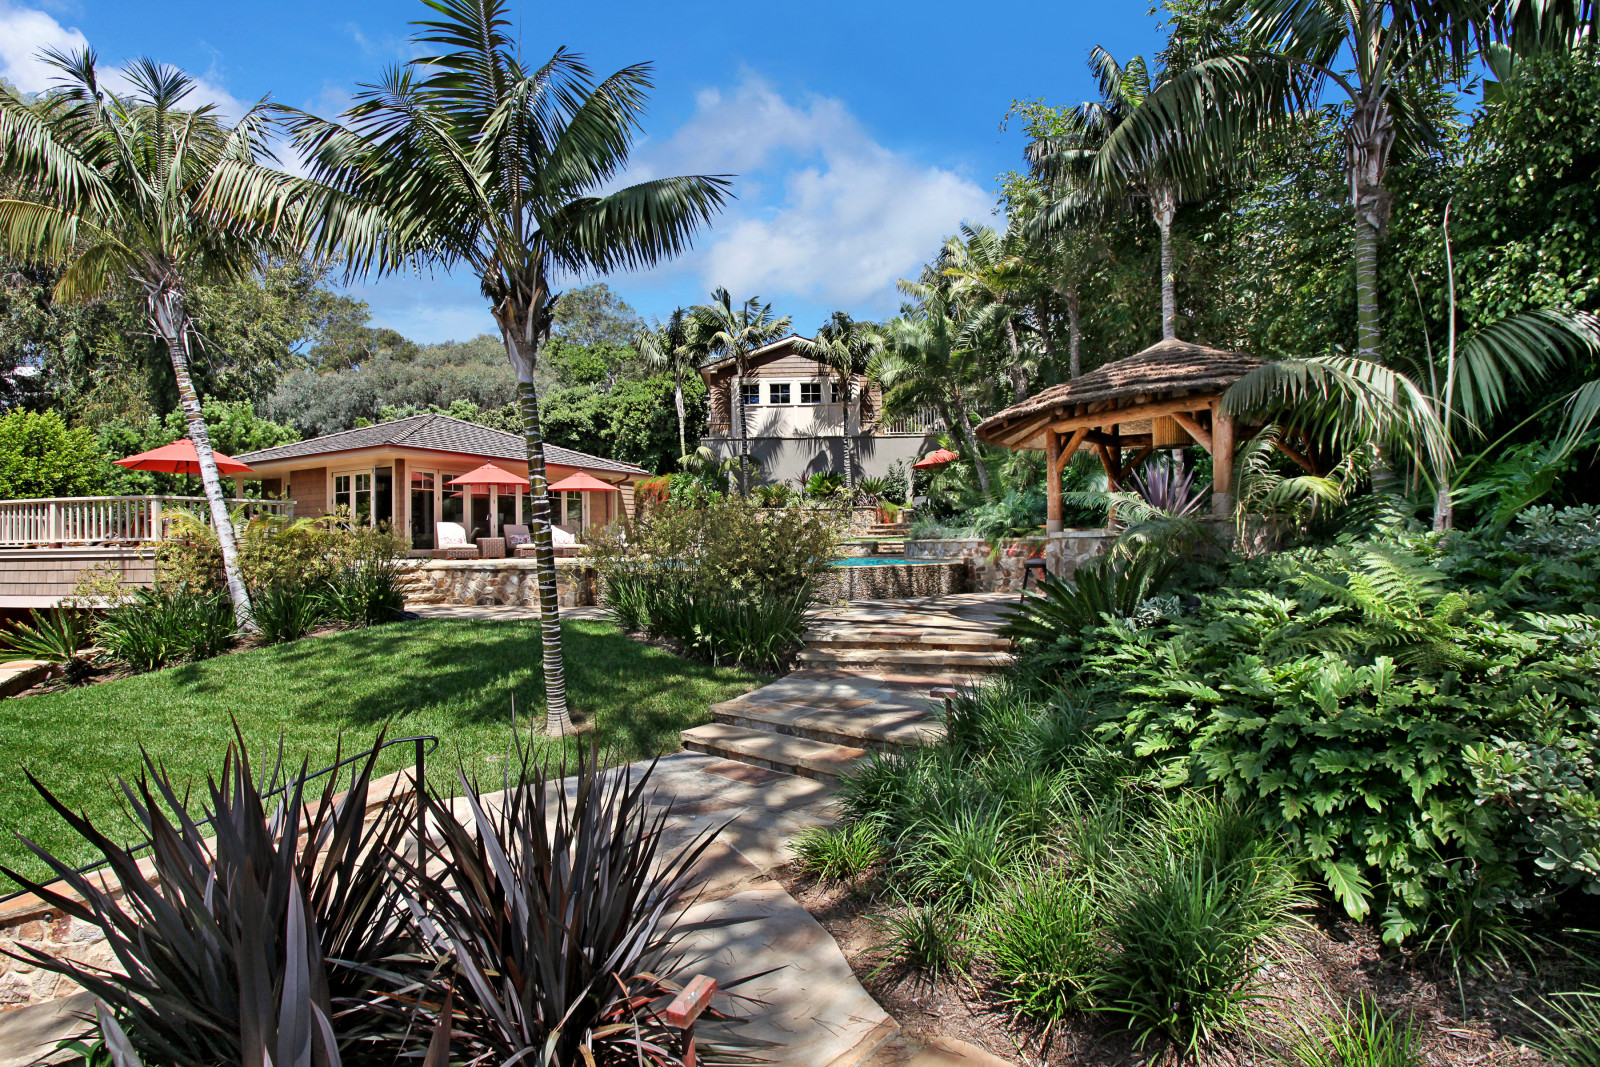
left=0, top=0, right=87, bottom=93
left=0, top=1, right=248, bottom=121
left=624, top=76, right=995, bottom=314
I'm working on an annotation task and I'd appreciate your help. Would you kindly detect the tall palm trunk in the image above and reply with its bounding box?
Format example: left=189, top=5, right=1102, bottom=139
left=733, top=364, right=751, bottom=493
left=673, top=373, right=687, bottom=462
left=1066, top=289, right=1083, bottom=378
left=1151, top=184, right=1178, bottom=341
left=146, top=281, right=254, bottom=631
left=841, top=375, right=857, bottom=488
left=1348, top=96, right=1395, bottom=365
left=1033, top=298, right=1059, bottom=371
left=950, top=391, right=992, bottom=499
left=500, top=317, right=573, bottom=736
left=1002, top=315, right=1028, bottom=401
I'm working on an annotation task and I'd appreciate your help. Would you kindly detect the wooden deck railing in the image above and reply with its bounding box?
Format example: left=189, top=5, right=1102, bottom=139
left=0, top=496, right=294, bottom=547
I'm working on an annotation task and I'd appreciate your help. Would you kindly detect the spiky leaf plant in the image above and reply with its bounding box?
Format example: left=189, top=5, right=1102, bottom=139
left=1001, top=546, right=1177, bottom=642
left=0, top=727, right=423, bottom=1067
left=2, top=608, right=94, bottom=683
left=405, top=742, right=740, bottom=1067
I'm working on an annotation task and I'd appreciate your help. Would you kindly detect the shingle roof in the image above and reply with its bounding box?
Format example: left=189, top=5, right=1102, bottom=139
left=235, top=413, right=649, bottom=475
left=700, top=333, right=815, bottom=376
left=976, top=338, right=1265, bottom=444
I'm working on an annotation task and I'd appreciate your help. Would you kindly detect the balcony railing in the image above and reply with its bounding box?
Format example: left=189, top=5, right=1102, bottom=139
left=0, top=495, right=294, bottom=547
left=873, top=408, right=945, bottom=435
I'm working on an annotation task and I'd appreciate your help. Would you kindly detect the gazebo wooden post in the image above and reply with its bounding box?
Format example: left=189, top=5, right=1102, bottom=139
left=1212, top=408, right=1236, bottom=519
left=1045, top=431, right=1063, bottom=533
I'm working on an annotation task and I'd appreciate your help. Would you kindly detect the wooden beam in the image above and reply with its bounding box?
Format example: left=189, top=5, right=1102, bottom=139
left=1055, top=427, right=1092, bottom=473
left=1271, top=439, right=1318, bottom=476
left=1212, top=410, right=1236, bottom=519
left=1091, top=441, right=1120, bottom=490
left=1045, top=394, right=1219, bottom=437
left=1118, top=445, right=1156, bottom=484
left=1170, top=411, right=1212, bottom=454
left=1045, top=431, right=1063, bottom=532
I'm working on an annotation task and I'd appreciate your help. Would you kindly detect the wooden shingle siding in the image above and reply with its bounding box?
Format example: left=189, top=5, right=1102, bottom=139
left=0, top=548, right=156, bottom=605
left=289, top=467, right=327, bottom=518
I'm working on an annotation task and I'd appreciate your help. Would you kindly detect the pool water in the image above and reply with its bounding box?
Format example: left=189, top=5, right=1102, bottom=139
left=833, top=557, right=933, bottom=567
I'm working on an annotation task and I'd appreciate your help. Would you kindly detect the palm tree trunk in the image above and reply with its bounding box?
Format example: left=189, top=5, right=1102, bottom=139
left=147, top=284, right=254, bottom=632
left=1066, top=289, right=1083, bottom=379
left=503, top=329, right=573, bottom=736
left=951, top=392, right=992, bottom=499
left=673, top=375, right=687, bottom=461
left=1348, top=96, right=1394, bottom=365
left=842, top=376, right=857, bottom=489
left=1003, top=315, right=1027, bottom=401
left=1033, top=299, right=1059, bottom=372
left=733, top=365, right=751, bottom=493
left=1152, top=185, right=1178, bottom=341
left=1433, top=482, right=1453, bottom=532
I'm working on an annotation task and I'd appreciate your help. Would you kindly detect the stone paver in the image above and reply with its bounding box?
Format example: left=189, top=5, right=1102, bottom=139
left=0, top=994, right=90, bottom=1067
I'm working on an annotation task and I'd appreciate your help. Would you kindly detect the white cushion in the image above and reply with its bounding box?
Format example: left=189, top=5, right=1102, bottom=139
left=436, top=521, right=469, bottom=547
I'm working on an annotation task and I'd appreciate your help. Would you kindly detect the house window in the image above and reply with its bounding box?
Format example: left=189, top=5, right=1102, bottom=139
left=800, top=382, right=822, bottom=404
left=333, top=471, right=372, bottom=524
left=741, top=381, right=761, bottom=406
left=769, top=383, right=791, bottom=405
left=831, top=381, right=846, bottom=403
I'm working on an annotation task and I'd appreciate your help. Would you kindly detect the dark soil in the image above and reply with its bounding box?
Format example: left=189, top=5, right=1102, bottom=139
left=775, top=865, right=1586, bottom=1067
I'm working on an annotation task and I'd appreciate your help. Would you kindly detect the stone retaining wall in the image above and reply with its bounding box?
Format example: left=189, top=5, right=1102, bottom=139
left=397, top=558, right=596, bottom=609
left=905, top=529, right=1114, bottom=593
left=815, top=560, right=966, bottom=604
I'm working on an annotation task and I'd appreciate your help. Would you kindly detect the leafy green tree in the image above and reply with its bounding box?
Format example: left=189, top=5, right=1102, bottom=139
left=0, top=52, right=312, bottom=629
left=691, top=288, right=791, bottom=491
left=0, top=410, right=105, bottom=498
left=289, top=0, right=728, bottom=734
left=551, top=282, right=643, bottom=349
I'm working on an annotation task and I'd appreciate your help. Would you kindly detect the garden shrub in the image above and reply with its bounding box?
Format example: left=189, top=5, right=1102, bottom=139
left=248, top=582, right=326, bottom=644
left=589, top=495, right=841, bottom=669
left=156, top=508, right=408, bottom=596
left=1024, top=537, right=1600, bottom=942
left=95, top=586, right=236, bottom=671
left=0, top=409, right=106, bottom=498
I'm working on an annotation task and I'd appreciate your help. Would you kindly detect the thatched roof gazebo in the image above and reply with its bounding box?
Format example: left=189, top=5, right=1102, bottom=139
left=974, top=338, right=1266, bottom=528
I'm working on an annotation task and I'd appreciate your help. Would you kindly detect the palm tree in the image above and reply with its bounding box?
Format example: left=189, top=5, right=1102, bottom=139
left=0, top=51, right=303, bottom=631
left=288, top=0, right=728, bottom=735
left=878, top=292, right=995, bottom=500
left=636, top=307, right=703, bottom=462
left=794, top=312, right=885, bottom=489
left=1089, top=3, right=1494, bottom=363
left=1030, top=48, right=1209, bottom=342
left=691, top=287, right=791, bottom=493
left=940, top=223, right=1038, bottom=400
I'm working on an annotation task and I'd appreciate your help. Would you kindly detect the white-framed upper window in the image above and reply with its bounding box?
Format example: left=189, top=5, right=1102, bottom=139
left=800, top=382, right=822, bottom=404
left=769, top=382, right=791, bottom=405
left=741, top=381, right=761, bottom=406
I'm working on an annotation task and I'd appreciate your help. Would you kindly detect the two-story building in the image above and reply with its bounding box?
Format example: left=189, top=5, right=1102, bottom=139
left=698, top=334, right=942, bottom=485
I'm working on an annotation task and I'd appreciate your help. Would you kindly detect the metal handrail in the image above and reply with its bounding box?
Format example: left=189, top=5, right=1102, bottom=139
left=0, top=733, right=439, bottom=906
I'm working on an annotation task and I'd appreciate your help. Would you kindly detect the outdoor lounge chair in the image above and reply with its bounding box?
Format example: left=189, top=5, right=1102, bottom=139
left=511, top=523, right=587, bottom=558
left=430, top=521, right=480, bottom=559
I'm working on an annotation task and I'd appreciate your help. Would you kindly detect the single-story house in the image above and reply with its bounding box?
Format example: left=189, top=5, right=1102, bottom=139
left=235, top=413, right=650, bottom=551
left=698, top=333, right=944, bottom=485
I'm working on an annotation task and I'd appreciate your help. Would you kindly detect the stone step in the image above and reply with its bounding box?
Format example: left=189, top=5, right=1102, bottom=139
left=681, top=723, right=868, bottom=781
left=795, top=648, right=1011, bottom=673
left=711, top=698, right=942, bottom=753
left=866, top=525, right=910, bottom=536
left=803, top=628, right=1010, bottom=652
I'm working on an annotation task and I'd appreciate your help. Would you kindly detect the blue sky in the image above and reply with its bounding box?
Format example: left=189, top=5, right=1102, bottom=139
left=0, top=0, right=1167, bottom=344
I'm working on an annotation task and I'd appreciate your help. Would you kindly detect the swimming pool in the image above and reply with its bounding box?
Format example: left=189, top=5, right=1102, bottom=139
left=833, top=557, right=939, bottom=567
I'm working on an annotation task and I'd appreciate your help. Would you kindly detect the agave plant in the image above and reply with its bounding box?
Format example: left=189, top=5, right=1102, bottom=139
left=2, top=608, right=94, bottom=684
left=0, top=728, right=425, bottom=1067
left=1001, top=547, right=1178, bottom=641
left=405, top=742, right=741, bottom=1067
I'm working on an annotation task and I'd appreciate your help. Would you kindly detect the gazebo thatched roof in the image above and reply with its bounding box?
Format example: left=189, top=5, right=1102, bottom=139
left=976, top=338, right=1265, bottom=449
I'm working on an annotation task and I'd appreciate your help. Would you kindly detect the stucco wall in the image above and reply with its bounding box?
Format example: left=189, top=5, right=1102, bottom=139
left=697, top=433, right=938, bottom=486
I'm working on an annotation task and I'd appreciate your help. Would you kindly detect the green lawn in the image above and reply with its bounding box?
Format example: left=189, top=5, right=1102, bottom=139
left=0, top=618, right=766, bottom=885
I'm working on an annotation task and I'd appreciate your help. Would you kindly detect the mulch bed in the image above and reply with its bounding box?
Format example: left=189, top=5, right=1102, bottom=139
left=775, top=865, right=1587, bottom=1067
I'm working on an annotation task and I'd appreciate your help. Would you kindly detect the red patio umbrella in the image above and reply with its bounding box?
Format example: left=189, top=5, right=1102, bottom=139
left=911, top=448, right=960, bottom=470
left=547, top=471, right=619, bottom=493
left=445, top=463, right=531, bottom=488
left=115, top=438, right=256, bottom=476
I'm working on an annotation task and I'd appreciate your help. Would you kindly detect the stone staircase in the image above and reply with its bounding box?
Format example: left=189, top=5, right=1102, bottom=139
left=681, top=594, right=1014, bottom=781
left=862, top=521, right=910, bottom=556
